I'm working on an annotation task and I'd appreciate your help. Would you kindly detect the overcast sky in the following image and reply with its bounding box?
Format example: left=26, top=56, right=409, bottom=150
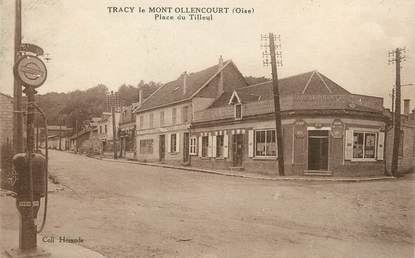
left=0, top=0, right=414, bottom=111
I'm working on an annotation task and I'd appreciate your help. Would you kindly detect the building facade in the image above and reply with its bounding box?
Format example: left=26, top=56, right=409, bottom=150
left=0, top=93, right=13, bottom=145
left=133, top=57, right=248, bottom=164
left=191, top=71, right=391, bottom=176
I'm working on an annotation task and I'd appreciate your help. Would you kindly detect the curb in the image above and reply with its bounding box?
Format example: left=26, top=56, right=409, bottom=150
left=88, top=155, right=396, bottom=183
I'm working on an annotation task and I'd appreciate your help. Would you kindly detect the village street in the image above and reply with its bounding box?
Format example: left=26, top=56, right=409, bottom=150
left=1, top=150, right=414, bottom=258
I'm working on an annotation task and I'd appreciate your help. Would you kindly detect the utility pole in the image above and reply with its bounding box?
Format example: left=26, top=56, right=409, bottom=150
left=75, top=120, right=78, bottom=153
left=388, top=47, right=407, bottom=177
left=261, top=33, right=285, bottom=176
left=58, top=118, right=62, bottom=150
left=13, top=0, right=24, bottom=154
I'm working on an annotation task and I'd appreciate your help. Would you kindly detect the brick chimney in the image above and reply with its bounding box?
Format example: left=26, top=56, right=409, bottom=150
left=183, top=71, right=188, bottom=95
left=138, top=88, right=143, bottom=106
left=404, top=99, right=410, bottom=115
left=218, top=55, right=224, bottom=97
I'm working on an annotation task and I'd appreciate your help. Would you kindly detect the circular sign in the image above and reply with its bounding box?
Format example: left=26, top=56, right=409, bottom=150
left=14, top=55, right=47, bottom=88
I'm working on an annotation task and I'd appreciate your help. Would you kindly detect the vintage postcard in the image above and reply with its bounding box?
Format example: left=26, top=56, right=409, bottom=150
left=0, top=0, right=414, bottom=257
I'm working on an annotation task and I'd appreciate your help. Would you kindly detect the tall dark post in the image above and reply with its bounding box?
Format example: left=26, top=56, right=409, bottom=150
left=75, top=120, right=79, bottom=153
left=13, top=0, right=24, bottom=154
left=35, top=118, right=39, bottom=150
left=58, top=118, right=62, bottom=150
left=19, top=87, right=37, bottom=250
left=268, top=33, right=285, bottom=176
left=391, top=48, right=401, bottom=177
left=112, top=106, right=118, bottom=159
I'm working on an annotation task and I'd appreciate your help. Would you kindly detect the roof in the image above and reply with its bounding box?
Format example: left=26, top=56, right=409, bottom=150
left=135, top=60, right=232, bottom=113
left=210, top=71, right=351, bottom=107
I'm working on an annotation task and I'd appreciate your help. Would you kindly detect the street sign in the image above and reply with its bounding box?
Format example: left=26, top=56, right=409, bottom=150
left=14, top=55, right=47, bottom=88
left=20, top=43, right=44, bottom=56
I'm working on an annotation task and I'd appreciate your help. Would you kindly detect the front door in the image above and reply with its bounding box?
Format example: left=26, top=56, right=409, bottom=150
left=232, top=134, right=243, bottom=167
left=183, top=132, right=189, bottom=163
left=307, top=130, right=329, bottom=170
left=159, top=135, right=165, bottom=161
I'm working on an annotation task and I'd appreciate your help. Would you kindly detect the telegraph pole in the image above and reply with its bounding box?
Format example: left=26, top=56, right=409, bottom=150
left=388, top=47, right=407, bottom=177
left=261, top=33, right=285, bottom=176
left=13, top=0, right=24, bottom=154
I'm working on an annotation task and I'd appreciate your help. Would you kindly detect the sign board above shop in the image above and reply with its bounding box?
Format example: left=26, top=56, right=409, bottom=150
left=19, top=43, right=44, bottom=56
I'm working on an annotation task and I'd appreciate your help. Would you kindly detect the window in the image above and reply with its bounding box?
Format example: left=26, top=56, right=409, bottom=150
left=104, top=125, right=107, bottom=134
left=99, top=126, right=102, bottom=134
left=182, top=106, right=189, bottom=123
left=139, top=116, right=144, bottom=129
left=216, top=135, right=224, bottom=157
left=189, top=137, right=197, bottom=155
left=202, top=136, right=209, bottom=157
left=172, top=108, right=177, bottom=125
left=170, top=133, right=177, bottom=152
left=255, top=130, right=276, bottom=157
left=160, top=111, right=164, bottom=126
left=353, top=132, right=376, bottom=159
left=235, top=104, right=242, bottom=120
left=149, top=113, right=154, bottom=128
left=139, top=139, right=153, bottom=154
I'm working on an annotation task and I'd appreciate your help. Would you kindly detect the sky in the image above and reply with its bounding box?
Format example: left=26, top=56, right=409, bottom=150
left=0, top=0, right=414, bottom=111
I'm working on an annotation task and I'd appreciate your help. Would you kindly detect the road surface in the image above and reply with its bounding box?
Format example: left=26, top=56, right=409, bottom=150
left=1, top=150, right=414, bottom=257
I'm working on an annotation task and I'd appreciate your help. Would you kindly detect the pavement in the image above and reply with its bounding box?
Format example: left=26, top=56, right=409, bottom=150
left=91, top=153, right=396, bottom=182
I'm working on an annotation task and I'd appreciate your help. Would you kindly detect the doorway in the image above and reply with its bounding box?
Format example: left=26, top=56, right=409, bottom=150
left=159, top=135, right=165, bottom=161
left=307, top=130, right=329, bottom=170
left=232, top=134, right=243, bottom=167
left=183, top=132, right=189, bottom=163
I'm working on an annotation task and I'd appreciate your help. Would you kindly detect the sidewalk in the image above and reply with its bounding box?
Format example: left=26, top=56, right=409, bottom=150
left=91, top=154, right=395, bottom=182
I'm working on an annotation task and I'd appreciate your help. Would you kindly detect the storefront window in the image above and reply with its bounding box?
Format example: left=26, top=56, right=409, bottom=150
left=353, top=132, right=376, bottom=159
left=255, top=130, right=276, bottom=157
left=139, top=139, right=153, bottom=154
left=189, top=137, right=197, bottom=155
left=170, top=133, right=177, bottom=152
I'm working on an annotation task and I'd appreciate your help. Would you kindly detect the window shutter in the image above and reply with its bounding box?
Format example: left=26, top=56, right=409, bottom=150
left=344, top=129, right=353, bottom=160
left=223, top=134, right=229, bottom=158
left=208, top=134, right=213, bottom=157
left=198, top=136, right=203, bottom=157
left=248, top=130, right=254, bottom=158
left=167, top=133, right=171, bottom=153
left=176, top=133, right=180, bottom=153
left=377, top=132, right=385, bottom=160
left=212, top=135, right=217, bottom=157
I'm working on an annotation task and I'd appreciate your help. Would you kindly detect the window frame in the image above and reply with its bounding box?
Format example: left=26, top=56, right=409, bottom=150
left=189, top=136, right=197, bottom=155
left=170, top=133, right=177, bottom=153
left=216, top=135, right=224, bottom=158
left=254, top=129, right=276, bottom=158
left=139, top=139, right=153, bottom=154
left=234, top=103, right=242, bottom=120
left=352, top=131, right=377, bottom=161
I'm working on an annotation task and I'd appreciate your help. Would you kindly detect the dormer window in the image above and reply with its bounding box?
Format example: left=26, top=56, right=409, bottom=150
left=235, top=103, right=242, bottom=120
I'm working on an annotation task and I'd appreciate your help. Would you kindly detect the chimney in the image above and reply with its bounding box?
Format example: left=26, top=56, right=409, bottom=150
left=183, top=71, right=188, bottom=95
left=138, top=88, right=143, bottom=106
left=404, top=99, right=410, bottom=115
left=218, top=55, right=224, bottom=97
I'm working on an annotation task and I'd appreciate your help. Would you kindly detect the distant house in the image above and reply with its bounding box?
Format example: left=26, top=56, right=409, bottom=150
left=69, top=127, right=99, bottom=154
left=0, top=93, right=13, bottom=144
left=96, top=112, right=121, bottom=152
left=133, top=56, right=248, bottom=164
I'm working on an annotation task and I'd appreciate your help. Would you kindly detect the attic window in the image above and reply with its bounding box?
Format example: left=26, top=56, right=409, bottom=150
left=234, top=104, right=242, bottom=120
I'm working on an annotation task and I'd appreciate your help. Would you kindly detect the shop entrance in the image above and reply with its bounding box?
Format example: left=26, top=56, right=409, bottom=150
left=232, top=134, right=243, bottom=167
left=159, top=135, right=165, bottom=161
left=307, top=130, right=329, bottom=170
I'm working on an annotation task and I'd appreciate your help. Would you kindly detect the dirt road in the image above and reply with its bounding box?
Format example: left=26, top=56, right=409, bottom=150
left=1, top=150, right=414, bottom=257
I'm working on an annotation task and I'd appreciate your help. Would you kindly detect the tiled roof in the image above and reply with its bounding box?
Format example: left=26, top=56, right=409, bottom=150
left=210, top=71, right=350, bottom=107
left=136, top=60, right=232, bottom=112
